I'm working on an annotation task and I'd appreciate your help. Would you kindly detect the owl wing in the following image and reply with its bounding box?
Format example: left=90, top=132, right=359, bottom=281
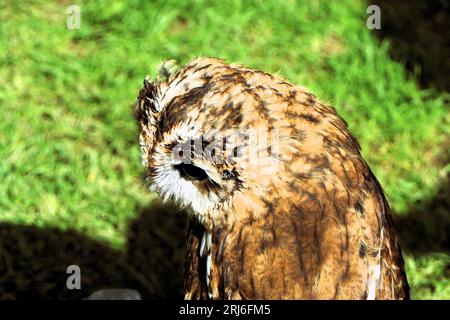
left=215, top=165, right=409, bottom=299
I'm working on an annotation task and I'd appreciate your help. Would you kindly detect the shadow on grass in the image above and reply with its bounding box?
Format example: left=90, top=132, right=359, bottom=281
left=0, top=201, right=188, bottom=300
left=0, top=180, right=448, bottom=299
left=370, top=0, right=450, bottom=254
left=373, top=0, right=450, bottom=92
left=396, top=173, right=450, bottom=255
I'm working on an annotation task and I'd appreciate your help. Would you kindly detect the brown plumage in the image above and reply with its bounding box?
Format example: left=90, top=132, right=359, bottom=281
left=134, top=57, right=409, bottom=299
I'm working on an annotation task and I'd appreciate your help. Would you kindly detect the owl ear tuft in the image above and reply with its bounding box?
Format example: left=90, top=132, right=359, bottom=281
left=157, top=59, right=179, bottom=81
left=143, top=77, right=157, bottom=101
left=141, top=78, right=158, bottom=110
left=135, top=78, right=160, bottom=124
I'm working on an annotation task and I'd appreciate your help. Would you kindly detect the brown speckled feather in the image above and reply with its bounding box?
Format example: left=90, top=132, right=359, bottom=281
left=135, top=57, right=409, bottom=300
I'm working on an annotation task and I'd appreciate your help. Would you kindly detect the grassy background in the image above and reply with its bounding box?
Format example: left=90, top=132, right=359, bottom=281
left=0, top=0, right=448, bottom=299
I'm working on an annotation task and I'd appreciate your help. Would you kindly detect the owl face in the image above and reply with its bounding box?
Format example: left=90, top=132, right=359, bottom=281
left=135, top=59, right=288, bottom=225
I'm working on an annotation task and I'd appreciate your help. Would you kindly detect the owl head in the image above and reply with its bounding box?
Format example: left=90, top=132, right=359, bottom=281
left=135, top=58, right=360, bottom=228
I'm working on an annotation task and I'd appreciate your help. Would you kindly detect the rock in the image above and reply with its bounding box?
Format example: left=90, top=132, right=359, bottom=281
left=84, top=289, right=142, bottom=300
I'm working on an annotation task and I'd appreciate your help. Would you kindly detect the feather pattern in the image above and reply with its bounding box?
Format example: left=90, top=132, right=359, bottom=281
left=135, top=57, right=409, bottom=300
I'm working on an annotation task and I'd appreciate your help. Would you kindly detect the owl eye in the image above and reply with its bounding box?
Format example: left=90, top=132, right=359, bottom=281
left=175, top=164, right=208, bottom=181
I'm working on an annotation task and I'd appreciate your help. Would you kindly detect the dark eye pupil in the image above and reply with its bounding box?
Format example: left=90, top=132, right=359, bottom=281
left=175, top=164, right=208, bottom=181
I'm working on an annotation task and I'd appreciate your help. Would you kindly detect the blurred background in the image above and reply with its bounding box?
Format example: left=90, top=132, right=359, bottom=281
left=0, top=0, right=448, bottom=299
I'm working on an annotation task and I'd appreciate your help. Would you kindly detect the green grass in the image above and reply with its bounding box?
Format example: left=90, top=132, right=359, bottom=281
left=0, top=0, right=448, bottom=299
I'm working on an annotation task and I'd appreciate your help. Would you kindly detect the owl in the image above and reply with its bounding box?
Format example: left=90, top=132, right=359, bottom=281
left=134, top=57, right=410, bottom=300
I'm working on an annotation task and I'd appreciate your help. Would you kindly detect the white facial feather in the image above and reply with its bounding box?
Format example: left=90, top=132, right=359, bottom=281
left=151, top=161, right=218, bottom=214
